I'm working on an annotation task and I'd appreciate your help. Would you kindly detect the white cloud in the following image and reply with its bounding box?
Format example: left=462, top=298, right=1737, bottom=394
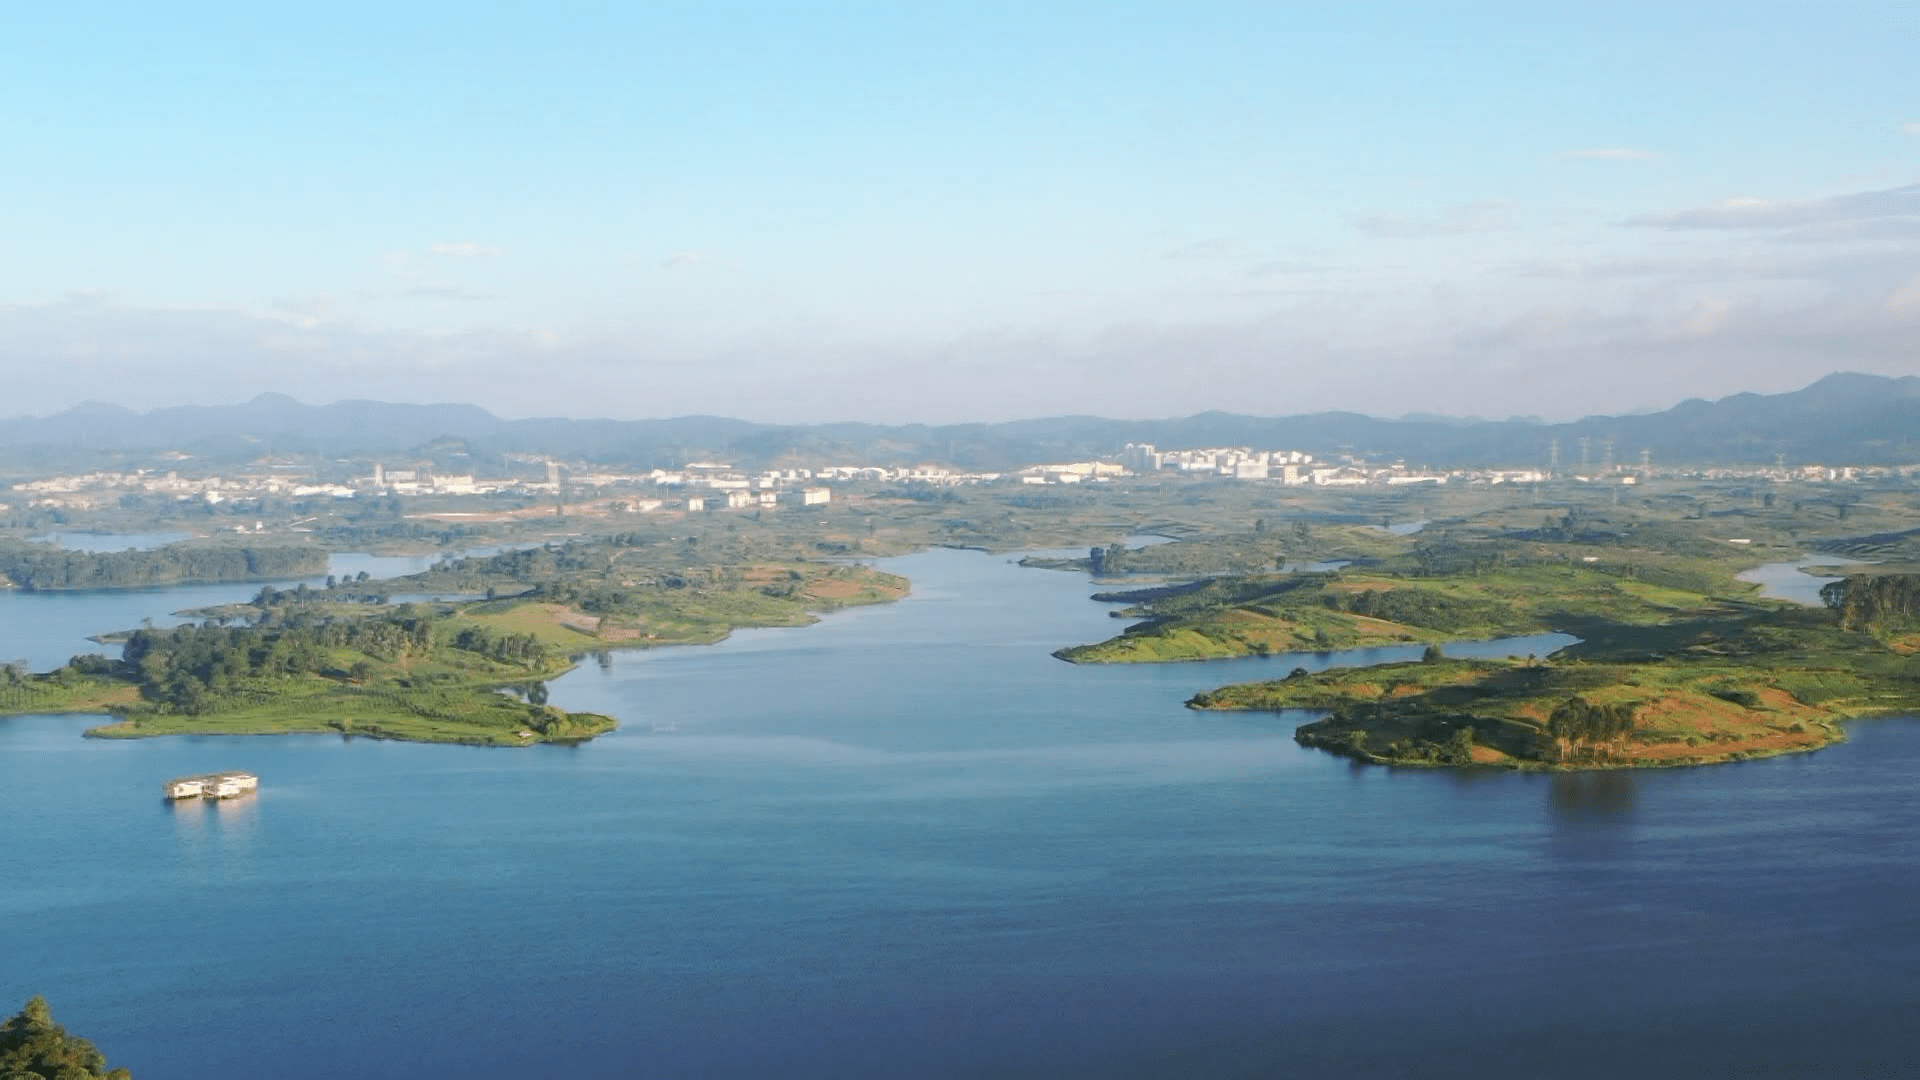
left=1521, top=247, right=1920, bottom=284
left=426, top=242, right=505, bottom=258
left=1773, top=217, right=1920, bottom=244
left=1889, top=273, right=1920, bottom=316
left=1561, top=148, right=1659, bottom=161
left=1904, top=121, right=1920, bottom=136
left=661, top=250, right=705, bottom=269
left=1628, top=182, right=1920, bottom=229
left=1349, top=200, right=1510, bottom=238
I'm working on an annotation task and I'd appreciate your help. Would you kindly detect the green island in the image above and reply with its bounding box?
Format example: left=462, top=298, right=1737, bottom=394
left=1, top=548, right=906, bottom=746
left=1032, top=491, right=1920, bottom=769
left=1055, top=554, right=1735, bottom=663
left=1177, top=573, right=1920, bottom=769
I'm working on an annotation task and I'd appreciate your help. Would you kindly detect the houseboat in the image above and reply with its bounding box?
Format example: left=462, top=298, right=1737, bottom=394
left=163, top=772, right=259, bottom=801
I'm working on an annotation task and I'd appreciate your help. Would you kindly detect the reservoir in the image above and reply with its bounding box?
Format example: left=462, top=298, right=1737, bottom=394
left=4, top=548, right=1919, bottom=1078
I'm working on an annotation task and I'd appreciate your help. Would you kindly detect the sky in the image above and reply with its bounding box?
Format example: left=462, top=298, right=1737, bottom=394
left=1, top=1, right=1915, bottom=423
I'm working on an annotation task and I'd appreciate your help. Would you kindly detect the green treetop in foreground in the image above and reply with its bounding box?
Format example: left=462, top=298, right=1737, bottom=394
left=0, top=996, right=130, bottom=1080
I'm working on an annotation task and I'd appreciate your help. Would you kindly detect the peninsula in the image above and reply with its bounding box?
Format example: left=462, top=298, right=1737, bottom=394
left=1, top=555, right=907, bottom=746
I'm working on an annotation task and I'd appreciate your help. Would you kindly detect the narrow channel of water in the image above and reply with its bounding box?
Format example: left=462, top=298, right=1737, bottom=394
left=1736, top=554, right=1875, bottom=606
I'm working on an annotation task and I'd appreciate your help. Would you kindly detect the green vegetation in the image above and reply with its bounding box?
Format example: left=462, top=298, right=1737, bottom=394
left=0, top=539, right=325, bottom=590
left=0, top=659, right=140, bottom=716
left=83, top=606, right=612, bottom=746
left=2, top=546, right=908, bottom=746
left=1189, top=576, right=1920, bottom=769
left=1057, top=556, right=1741, bottom=663
left=13, top=462, right=1920, bottom=766
left=0, top=996, right=130, bottom=1080
left=1023, top=522, right=1406, bottom=578
left=422, top=548, right=908, bottom=647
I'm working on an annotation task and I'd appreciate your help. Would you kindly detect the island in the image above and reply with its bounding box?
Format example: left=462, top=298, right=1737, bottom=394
left=0, top=552, right=908, bottom=747
left=1185, top=572, right=1920, bottom=769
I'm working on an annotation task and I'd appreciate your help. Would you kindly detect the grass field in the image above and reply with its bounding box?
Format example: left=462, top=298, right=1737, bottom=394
left=1189, top=600, right=1920, bottom=769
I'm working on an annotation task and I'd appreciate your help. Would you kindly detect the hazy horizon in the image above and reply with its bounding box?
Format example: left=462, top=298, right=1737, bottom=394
left=1, top=369, right=1901, bottom=429
left=3, top=4, right=1915, bottom=422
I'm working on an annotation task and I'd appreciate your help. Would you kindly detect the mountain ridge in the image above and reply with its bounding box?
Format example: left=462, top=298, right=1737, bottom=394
left=2, top=373, right=1917, bottom=470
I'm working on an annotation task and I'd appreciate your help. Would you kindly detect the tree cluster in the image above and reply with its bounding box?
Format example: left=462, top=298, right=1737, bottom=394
left=1821, top=574, right=1920, bottom=633
left=121, top=608, right=447, bottom=712
left=0, top=996, right=130, bottom=1080
left=1321, top=587, right=1516, bottom=633
left=0, top=542, right=326, bottom=591
left=1546, top=696, right=1637, bottom=744
left=450, top=626, right=545, bottom=665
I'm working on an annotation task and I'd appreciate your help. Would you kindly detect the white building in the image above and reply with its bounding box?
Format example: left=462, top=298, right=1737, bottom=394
left=1121, top=443, right=1161, bottom=472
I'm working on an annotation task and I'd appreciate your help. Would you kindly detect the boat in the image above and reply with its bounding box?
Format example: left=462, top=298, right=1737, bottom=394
left=163, top=772, right=259, bottom=801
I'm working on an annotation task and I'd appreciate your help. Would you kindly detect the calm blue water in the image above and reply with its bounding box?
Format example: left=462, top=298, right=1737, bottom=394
left=0, top=550, right=493, bottom=670
left=4, top=548, right=1919, bottom=1078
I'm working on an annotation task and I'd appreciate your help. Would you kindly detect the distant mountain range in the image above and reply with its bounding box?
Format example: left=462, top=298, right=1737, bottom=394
left=3, top=373, right=1918, bottom=471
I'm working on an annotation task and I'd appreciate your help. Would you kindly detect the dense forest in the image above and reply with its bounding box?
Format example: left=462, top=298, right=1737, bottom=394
left=0, top=541, right=326, bottom=590
left=0, top=996, right=130, bottom=1080
left=120, top=606, right=540, bottom=713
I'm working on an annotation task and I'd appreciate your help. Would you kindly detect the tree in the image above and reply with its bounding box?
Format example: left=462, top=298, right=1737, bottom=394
left=0, top=995, right=131, bottom=1079
left=1422, top=644, right=1445, bottom=663
left=1443, top=726, right=1475, bottom=765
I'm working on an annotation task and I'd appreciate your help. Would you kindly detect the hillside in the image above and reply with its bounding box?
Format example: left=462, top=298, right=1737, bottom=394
left=4, top=372, right=1918, bottom=470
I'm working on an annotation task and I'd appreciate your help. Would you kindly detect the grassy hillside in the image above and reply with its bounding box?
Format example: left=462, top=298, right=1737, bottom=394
left=1058, top=559, right=1747, bottom=663
left=1189, top=581, right=1920, bottom=769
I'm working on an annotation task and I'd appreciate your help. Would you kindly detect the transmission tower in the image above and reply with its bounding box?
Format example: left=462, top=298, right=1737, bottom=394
left=1548, top=439, right=1560, bottom=474
left=1579, top=437, right=1591, bottom=469
left=1601, top=439, right=1616, bottom=472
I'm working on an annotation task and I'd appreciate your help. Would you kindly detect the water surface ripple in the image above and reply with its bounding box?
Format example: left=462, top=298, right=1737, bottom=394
left=3, top=548, right=1917, bottom=1078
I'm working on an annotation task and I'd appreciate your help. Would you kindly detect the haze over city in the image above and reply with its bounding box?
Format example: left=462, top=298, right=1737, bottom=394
left=3, top=2, right=1916, bottom=423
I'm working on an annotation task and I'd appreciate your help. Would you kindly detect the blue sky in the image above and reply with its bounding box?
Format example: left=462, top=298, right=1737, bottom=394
left=1, top=2, right=1915, bottom=421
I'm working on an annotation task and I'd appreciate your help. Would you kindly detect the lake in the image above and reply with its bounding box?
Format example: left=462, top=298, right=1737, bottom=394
left=4, top=548, right=1918, bottom=1078
left=0, top=549, right=509, bottom=671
